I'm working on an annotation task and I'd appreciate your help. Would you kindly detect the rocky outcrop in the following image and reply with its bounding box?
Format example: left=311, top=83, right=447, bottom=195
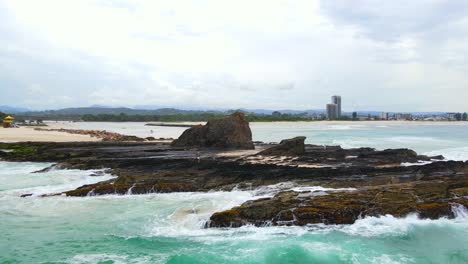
left=358, top=148, right=421, bottom=163
left=34, top=128, right=146, bottom=142
left=207, top=176, right=468, bottom=227
left=171, top=112, right=254, bottom=149
left=257, top=136, right=306, bottom=156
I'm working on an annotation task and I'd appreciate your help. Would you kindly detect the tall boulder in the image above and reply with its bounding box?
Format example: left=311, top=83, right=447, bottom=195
left=171, top=112, right=254, bottom=149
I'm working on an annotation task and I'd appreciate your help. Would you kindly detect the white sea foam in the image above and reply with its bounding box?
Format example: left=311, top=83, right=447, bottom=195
left=425, top=147, right=468, bottom=161
left=67, top=254, right=162, bottom=264
left=368, top=254, right=414, bottom=264
left=387, top=136, right=447, bottom=144
left=251, top=182, right=356, bottom=197
left=400, top=160, right=434, bottom=166
left=335, top=204, right=468, bottom=238
left=0, top=161, right=115, bottom=197
left=325, top=124, right=365, bottom=130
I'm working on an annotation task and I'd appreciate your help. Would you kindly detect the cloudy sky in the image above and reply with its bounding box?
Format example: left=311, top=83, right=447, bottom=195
left=1, top=0, right=467, bottom=111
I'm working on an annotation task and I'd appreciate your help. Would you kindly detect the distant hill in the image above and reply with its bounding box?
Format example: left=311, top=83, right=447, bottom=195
left=0, top=105, right=30, bottom=113
left=19, top=107, right=223, bottom=116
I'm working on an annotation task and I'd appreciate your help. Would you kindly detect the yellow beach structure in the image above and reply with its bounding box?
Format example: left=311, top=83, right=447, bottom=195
left=2, top=115, right=14, bottom=128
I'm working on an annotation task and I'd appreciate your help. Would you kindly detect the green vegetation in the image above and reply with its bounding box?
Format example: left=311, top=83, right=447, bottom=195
left=0, top=143, right=40, bottom=161
left=81, top=113, right=224, bottom=122
left=463, top=112, right=467, bottom=121
left=81, top=112, right=313, bottom=122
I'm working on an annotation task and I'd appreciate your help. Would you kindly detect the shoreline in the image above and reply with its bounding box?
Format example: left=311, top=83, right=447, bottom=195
left=1, top=120, right=467, bottom=143
left=0, top=126, right=100, bottom=142
left=50, top=120, right=468, bottom=125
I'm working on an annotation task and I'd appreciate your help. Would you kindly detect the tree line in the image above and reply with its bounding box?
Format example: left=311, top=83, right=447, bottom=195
left=80, top=112, right=312, bottom=122
left=454, top=112, right=468, bottom=121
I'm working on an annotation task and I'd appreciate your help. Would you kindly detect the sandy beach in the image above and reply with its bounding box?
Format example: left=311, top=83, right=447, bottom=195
left=0, top=126, right=100, bottom=142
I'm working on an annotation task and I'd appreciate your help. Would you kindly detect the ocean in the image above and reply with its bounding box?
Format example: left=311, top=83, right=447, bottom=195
left=1, top=122, right=468, bottom=263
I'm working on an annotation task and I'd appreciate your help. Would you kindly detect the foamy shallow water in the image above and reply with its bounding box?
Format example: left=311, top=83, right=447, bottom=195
left=1, top=161, right=467, bottom=263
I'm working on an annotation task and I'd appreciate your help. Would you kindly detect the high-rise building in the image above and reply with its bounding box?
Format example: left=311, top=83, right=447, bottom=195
left=331, top=95, right=342, bottom=117
left=326, top=104, right=338, bottom=120
left=380, top=112, right=389, bottom=120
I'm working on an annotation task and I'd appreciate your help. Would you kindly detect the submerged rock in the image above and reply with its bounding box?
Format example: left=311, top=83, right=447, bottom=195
left=257, top=136, right=306, bottom=156
left=171, top=112, right=254, bottom=149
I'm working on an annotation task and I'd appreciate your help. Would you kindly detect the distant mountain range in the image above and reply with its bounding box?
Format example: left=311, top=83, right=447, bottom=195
left=18, top=107, right=220, bottom=116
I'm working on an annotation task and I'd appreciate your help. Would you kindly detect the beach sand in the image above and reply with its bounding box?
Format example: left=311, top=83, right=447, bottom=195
left=0, top=126, right=100, bottom=142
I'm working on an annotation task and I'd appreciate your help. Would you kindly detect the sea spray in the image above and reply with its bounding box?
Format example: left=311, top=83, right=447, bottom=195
left=452, top=203, right=468, bottom=219
left=126, top=183, right=137, bottom=195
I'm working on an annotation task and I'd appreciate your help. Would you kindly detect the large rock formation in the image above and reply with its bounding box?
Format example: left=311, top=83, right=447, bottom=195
left=171, top=112, right=254, bottom=149
left=257, top=136, right=306, bottom=156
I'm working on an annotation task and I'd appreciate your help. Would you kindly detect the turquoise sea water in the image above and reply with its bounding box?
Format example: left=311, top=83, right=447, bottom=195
left=2, top=122, right=468, bottom=263
left=0, top=161, right=467, bottom=264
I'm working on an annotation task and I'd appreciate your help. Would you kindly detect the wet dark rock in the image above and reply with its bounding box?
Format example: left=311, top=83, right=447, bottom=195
left=207, top=176, right=468, bottom=227
left=357, top=148, right=421, bottom=163
left=32, top=164, right=57, bottom=173
left=430, top=155, right=445, bottom=160
left=171, top=112, right=254, bottom=149
left=257, top=136, right=306, bottom=156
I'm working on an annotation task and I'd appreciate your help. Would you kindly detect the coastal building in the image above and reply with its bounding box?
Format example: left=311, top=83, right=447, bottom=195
left=446, top=113, right=458, bottom=121
left=331, top=96, right=342, bottom=117
left=326, top=104, right=338, bottom=120
left=394, top=113, right=413, bottom=121
left=380, top=112, right=389, bottom=120
left=326, top=95, right=342, bottom=120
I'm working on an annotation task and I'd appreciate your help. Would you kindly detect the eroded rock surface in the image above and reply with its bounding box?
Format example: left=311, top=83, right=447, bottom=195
left=171, top=112, right=254, bottom=149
